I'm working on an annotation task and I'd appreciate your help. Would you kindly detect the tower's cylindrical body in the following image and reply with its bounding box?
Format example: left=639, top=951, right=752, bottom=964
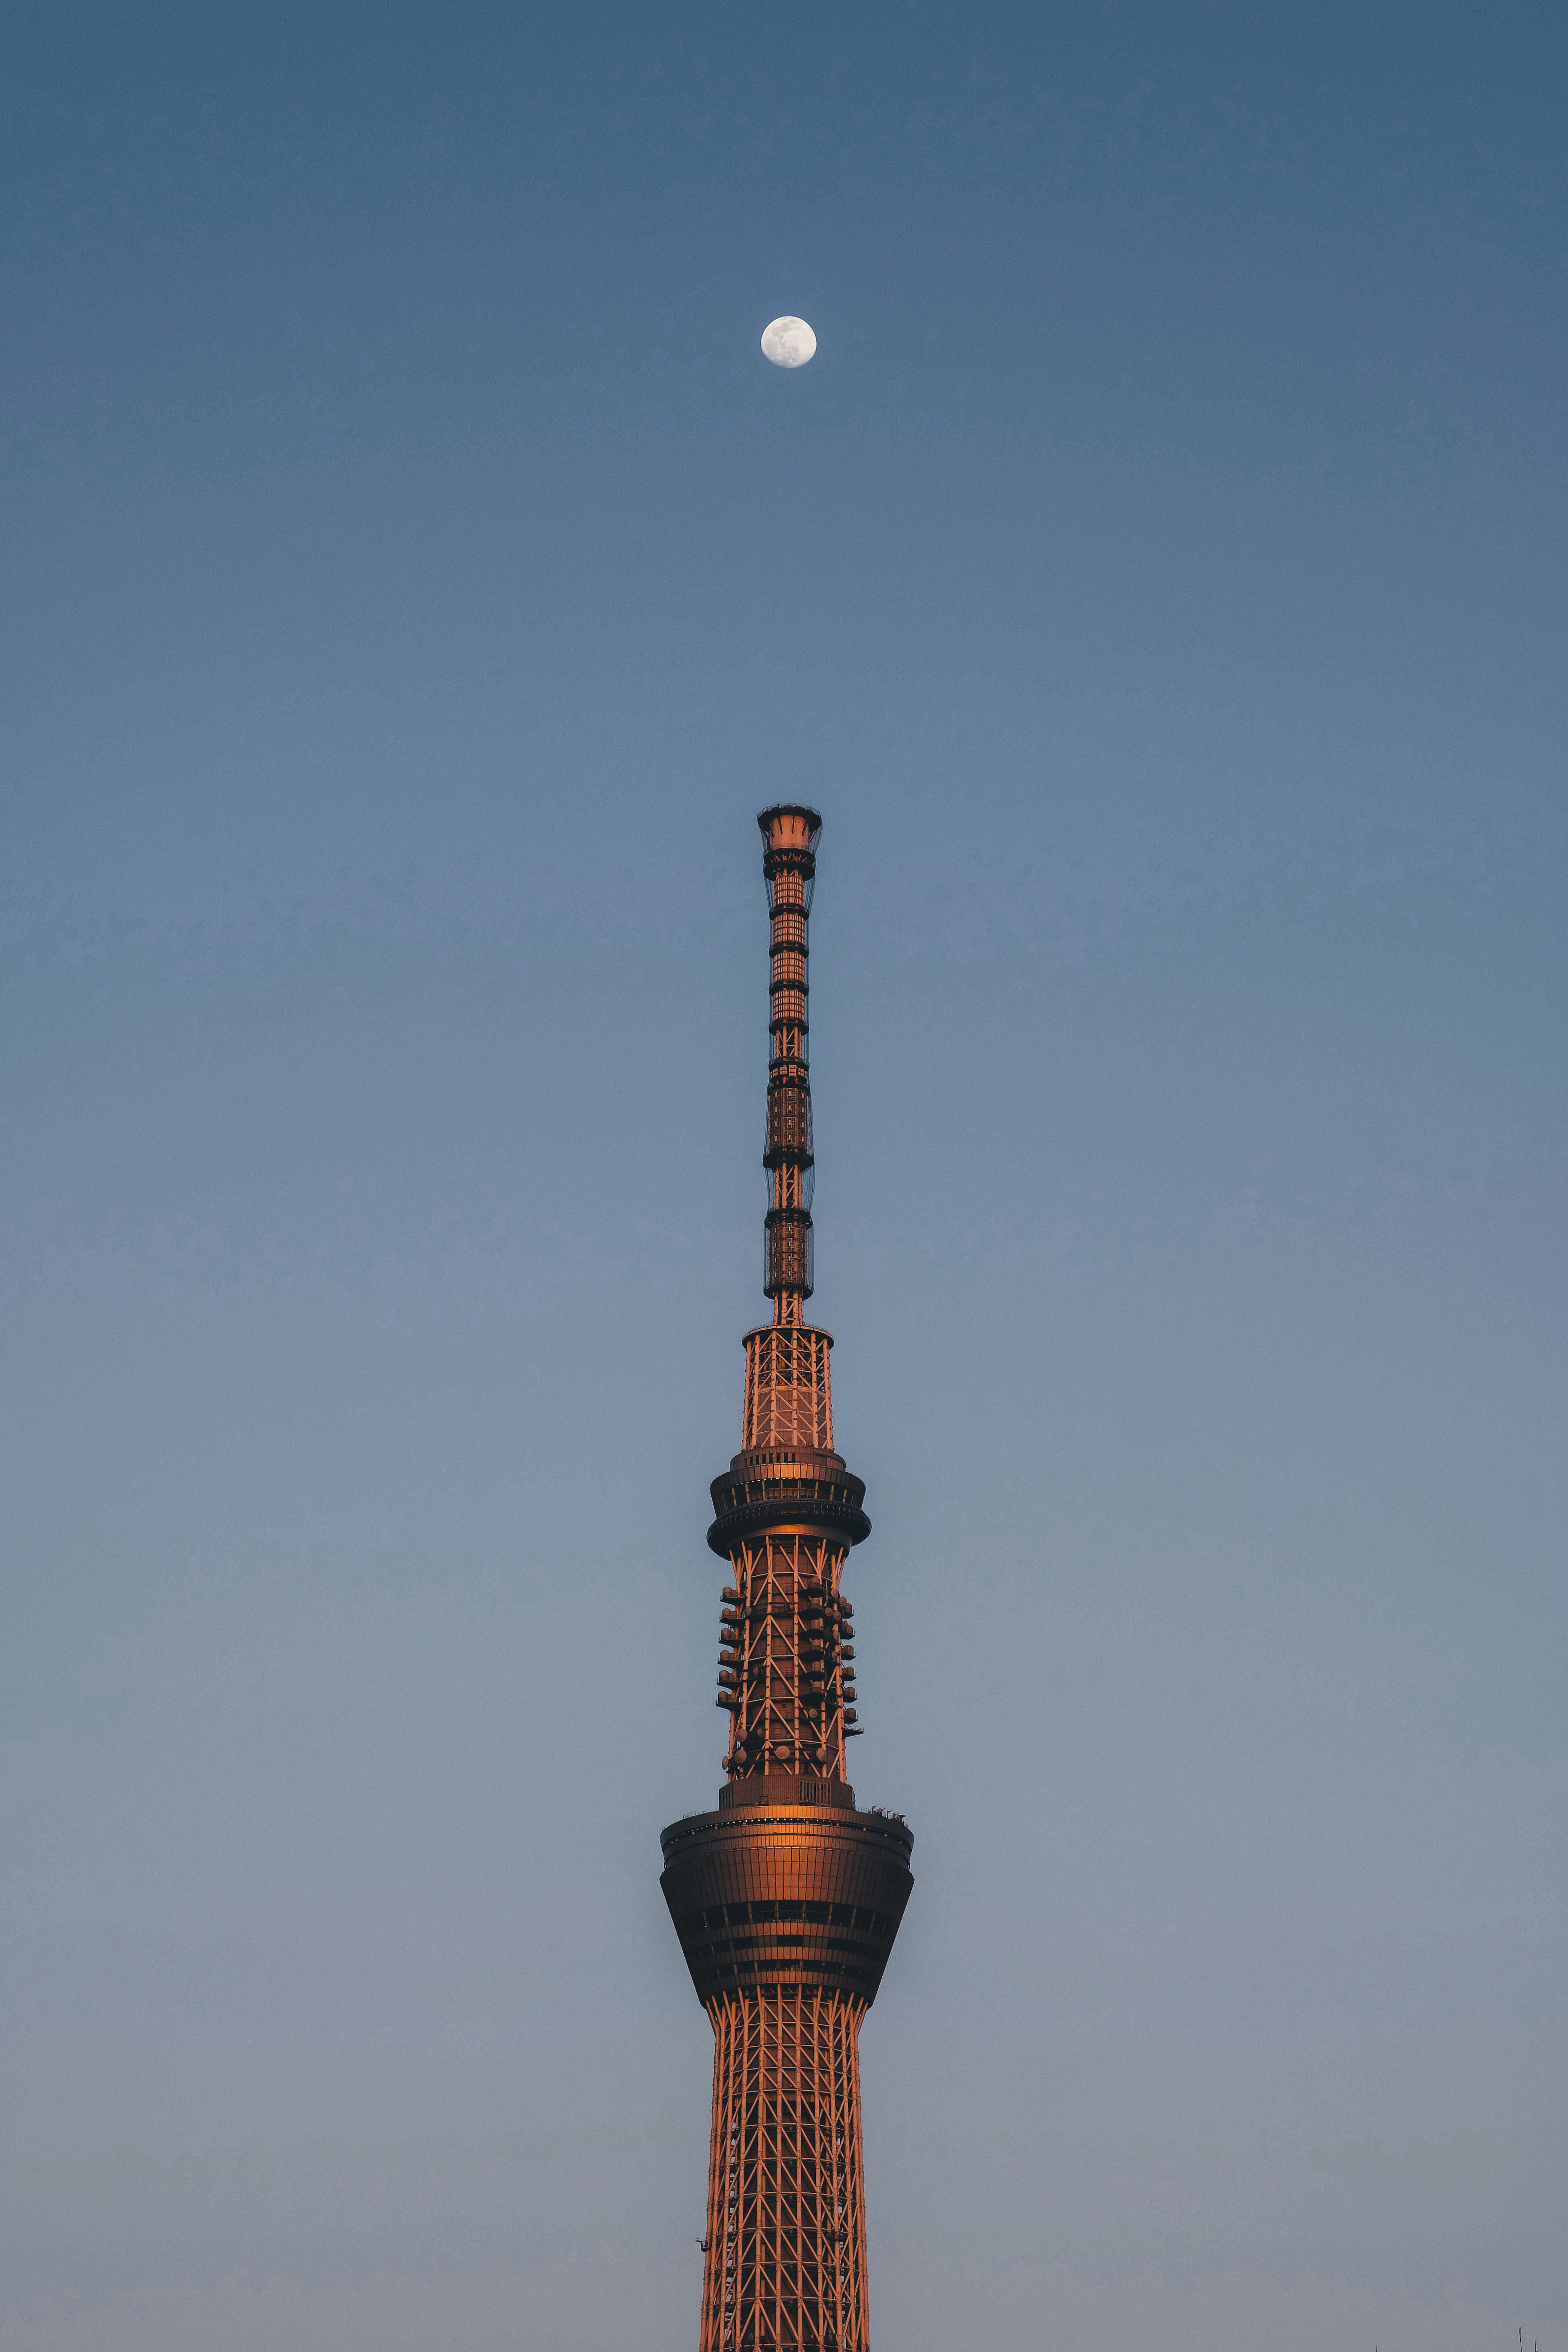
left=662, top=808, right=912, bottom=2352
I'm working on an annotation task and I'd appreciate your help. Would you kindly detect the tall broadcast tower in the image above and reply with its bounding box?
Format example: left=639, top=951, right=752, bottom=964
left=660, top=807, right=914, bottom=2352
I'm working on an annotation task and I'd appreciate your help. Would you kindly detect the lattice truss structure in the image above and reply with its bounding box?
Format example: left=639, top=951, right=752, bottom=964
left=744, top=1326, right=833, bottom=1453
left=718, top=1538, right=857, bottom=1781
left=701, top=1991, right=869, bottom=2352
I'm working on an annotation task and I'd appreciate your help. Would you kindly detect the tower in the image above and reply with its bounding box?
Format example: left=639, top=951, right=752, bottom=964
left=660, top=806, right=914, bottom=2352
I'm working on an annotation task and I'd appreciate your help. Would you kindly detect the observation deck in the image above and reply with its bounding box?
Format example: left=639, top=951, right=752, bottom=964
left=708, top=1442, right=871, bottom=1556
left=661, top=1797, right=913, bottom=2008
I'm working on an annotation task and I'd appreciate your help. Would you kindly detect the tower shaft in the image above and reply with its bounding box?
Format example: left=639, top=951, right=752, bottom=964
left=662, top=807, right=912, bottom=2352
left=701, top=1991, right=868, bottom=2352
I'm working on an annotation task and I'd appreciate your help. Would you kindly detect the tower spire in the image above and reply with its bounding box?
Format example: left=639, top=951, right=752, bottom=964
left=760, top=803, right=820, bottom=1330
left=660, top=807, right=914, bottom=2352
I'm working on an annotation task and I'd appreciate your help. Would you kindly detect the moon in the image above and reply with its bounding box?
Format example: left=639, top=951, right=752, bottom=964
left=760, top=316, right=817, bottom=369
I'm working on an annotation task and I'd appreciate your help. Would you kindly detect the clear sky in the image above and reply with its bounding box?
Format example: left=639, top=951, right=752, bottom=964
left=1, top=5, right=1564, bottom=2348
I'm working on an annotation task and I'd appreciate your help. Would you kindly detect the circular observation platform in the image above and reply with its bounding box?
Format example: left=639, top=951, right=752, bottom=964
left=708, top=1447, right=871, bottom=1557
left=659, top=1796, right=913, bottom=2008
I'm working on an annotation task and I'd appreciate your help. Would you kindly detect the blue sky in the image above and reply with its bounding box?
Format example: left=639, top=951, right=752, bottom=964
left=1, top=6, right=1565, bottom=2348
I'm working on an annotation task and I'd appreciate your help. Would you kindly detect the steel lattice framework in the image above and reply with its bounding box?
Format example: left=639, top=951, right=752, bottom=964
left=701, top=1992, right=867, bottom=2352
left=662, top=808, right=913, bottom=2352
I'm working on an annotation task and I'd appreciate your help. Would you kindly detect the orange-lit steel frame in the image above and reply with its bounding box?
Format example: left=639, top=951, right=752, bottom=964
left=702, top=1992, right=868, bottom=2352
left=661, top=808, right=913, bottom=2352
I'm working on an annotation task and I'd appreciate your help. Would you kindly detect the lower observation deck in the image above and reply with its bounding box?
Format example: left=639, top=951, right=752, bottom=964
left=660, top=1792, right=914, bottom=2008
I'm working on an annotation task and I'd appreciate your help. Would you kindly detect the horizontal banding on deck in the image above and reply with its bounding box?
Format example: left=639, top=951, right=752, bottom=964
left=708, top=1447, right=871, bottom=1555
left=659, top=1804, right=913, bottom=2007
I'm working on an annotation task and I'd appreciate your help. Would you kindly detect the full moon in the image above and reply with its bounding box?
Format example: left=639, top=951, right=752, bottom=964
left=760, top=316, right=817, bottom=369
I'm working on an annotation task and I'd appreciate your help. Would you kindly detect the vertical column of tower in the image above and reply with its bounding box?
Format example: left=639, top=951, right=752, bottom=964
left=661, top=805, right=913, bottom=2352
left=716, top=808, right=861, bottom=1787
left=698, top=1988, right=870, bottom=2352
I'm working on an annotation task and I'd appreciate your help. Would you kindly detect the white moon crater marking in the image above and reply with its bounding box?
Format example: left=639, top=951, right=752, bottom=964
left=761, top=316, right=817, bottom=369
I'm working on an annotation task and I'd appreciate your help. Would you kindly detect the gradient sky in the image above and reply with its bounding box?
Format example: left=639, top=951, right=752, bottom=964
left=2, top=5, right=1565, bottom=2348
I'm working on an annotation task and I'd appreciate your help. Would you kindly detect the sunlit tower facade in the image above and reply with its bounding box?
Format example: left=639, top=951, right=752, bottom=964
left=661, top=807, right=914, bottom=2352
